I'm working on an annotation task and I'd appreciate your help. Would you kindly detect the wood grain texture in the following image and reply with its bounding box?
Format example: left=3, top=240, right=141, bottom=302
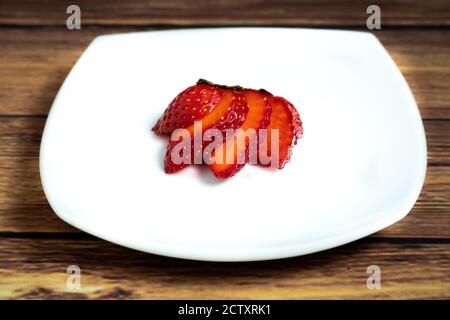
left=0, top=1, right=449, bottom=300
left=0, top=0, right=449, bottom=26
left=0, top=117, right=449, bottom=236
left=0, top=238, right=448, bottom=299
left=1, top=28, right=449, bottom=118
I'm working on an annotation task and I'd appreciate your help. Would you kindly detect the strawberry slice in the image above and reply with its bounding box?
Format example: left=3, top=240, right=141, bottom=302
left=258, top=96, right=303, bottom=168
left=164, top=90, right=248, bottom=173
left=208, top=89, right=272, bottom=179
left=152, top=81, right=225, bottom=136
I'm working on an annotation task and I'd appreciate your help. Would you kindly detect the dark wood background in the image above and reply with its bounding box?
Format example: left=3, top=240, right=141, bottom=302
left=0, top=0, right=449, bottom=299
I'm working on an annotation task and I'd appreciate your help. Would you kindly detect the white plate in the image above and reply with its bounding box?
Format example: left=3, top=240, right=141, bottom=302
left=40, top=28, right=427, bottom=262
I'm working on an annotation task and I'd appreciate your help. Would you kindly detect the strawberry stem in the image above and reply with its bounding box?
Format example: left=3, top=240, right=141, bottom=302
left=197, top=79, right=272, bottom=96
left=197, top=79, right=244, bottom=91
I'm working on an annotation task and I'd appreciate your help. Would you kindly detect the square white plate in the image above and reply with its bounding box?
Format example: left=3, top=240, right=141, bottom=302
left=40, top=28, right=427, bottom=261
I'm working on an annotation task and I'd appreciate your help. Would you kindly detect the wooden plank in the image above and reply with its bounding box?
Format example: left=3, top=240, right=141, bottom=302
left=425, top=120, right=450, bottom=166
left=0, top=117, right=449, bottom=236
left=0, top=0, right=449, bottom=26
left=0, top=238, right=448, bottom=299
left=0, top=28, right=449, bottom=118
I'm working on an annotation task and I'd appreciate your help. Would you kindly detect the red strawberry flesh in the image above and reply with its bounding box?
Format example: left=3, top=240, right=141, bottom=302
left=209, top=89, right=272, bottom=179
left=258, top=96, right=303, bottom=168
left=164, top=90, right=248, bottom=173
left=152, top=83, right=224, bottom=136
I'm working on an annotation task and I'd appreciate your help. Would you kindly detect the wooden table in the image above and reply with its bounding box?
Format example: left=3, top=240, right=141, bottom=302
left=0, top=0, right=449, bottom=299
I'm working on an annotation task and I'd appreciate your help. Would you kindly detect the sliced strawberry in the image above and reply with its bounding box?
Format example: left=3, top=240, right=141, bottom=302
left=152, top=81, right=225, bottom=136
left=258, top=96, right=303, bottom=168
left=164, top=90, right=248, bottom=173
left=209, top=89, right=272, bottom=179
